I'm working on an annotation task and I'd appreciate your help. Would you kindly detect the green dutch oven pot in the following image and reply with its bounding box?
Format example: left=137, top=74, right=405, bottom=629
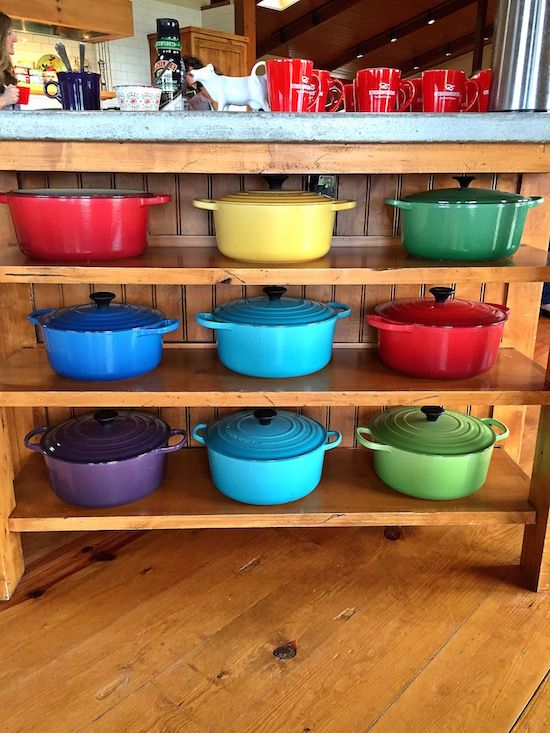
left=386, top=175, right=543, bottom=262
left=356, top=405, right=509, bottom=500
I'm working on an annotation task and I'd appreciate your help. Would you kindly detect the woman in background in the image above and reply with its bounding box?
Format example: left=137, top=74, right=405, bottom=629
left=0, top=12, right=19, bottom=110
left=183, top=55, right=217, bottom=111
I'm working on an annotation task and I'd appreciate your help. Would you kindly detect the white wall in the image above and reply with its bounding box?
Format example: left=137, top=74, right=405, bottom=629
left=202, top=2, right=236, bottom=34
left=13, top=34, right=98, bottom=75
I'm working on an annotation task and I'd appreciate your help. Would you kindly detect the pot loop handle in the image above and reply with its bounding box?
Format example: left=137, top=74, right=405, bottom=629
left=366, top=315, right=414, bottom=332
left=138, top=319, right=180, bottom=336
left=384, top=197, right=413, bottom=210
left=195, top=313, right=234, bottom=331
left=28, top=307, right=57, bottom=325
left=156, top=428, right=187, bottom=454
left=355, top=427, right=393, bottom=452
left=323, top=430, right=342, bottom=451
left=24, top=426, right=48, bottom=452
left=527, top=196, right=544, bottom=208
left=192, top=423, right=208, bottom=445
left=327, top=302, right=351, bottom=320
left=140, top=194, right=171, bottom=207
left=479, top=418, right=509, bottom=442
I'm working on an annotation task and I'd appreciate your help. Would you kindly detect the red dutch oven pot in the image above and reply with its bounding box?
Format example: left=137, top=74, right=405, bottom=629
left=0, top=188, right=171, bottom=262
left=366, top=287, right=509, bottom=379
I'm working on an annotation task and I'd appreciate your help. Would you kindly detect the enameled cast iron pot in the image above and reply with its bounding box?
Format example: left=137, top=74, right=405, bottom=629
left=0, top=188, right=171, bottom=261
left=196, top=286, right=351, bottom=378
left=385, top=176, right=543, bottom=261
left=193, top=190, right=356, bottom=262
left=356, top=406, right=509, bottom=500
left=192, top=408, right=342, bottom=505
left=366, top=287, right=509, bottom=379
left=28, top=292, right=180, bottom=381
left=24, top=409, right=187, bottom=508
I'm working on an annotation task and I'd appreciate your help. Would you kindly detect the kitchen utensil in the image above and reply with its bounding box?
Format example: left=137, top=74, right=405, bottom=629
left=192, top=408, right=341, bottom=505
left=28, top=292, right=179, bottom=381
left=115, top=85, right=162, bottom=111
left=343, top=83, right=355, bottom=111
left=251, top=58, right=321, bottom=112
left=421, top=69, right=479, bottom=112
left=466, top=69, right=492, bottom=112
left=310, top=69, right=344, bottom=112
left=366, top=286, right=509, bottom=378
left=385, top=175, right=543, bottom=261
left=25, top=409, right=186, bottom=508
left=44, top=71, right=101, bottom=110
left=54, top=43, right=72, bottom=72
left=193, top=191, right=356, bottom=262
left=195, top=286, right=351, bottom=377
left=79, top=43, right=86, bottom=73
left=356, top=405, right=509, bottom=500
left=0, top=188, right=171, bottom=261
left=354, top=68, right=415, bottom=112
left=16, top=85, right=30, bottom=105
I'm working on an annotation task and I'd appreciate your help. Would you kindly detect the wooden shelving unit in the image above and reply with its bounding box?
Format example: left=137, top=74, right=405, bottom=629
left=0, top=131, right=549, bottom=599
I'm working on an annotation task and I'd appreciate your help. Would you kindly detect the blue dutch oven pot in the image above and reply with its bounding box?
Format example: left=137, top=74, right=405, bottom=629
left=28, top=291, right=179, bottom=380
left=192, top=408, right=342, bottom=505
left=195, top=286, right=351, bottom=378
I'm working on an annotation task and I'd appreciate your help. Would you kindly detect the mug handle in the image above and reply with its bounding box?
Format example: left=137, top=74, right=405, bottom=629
left=396, top=79, right=415, bottom=112
left=325, top=78, right=345, bottom=112
left=43, top=80, right=62, bottom=103
left=251, top=60, right=266, bottom=77
left=306, top=72, right=322, bottom=111
left=462, top=79, right=480, bottom=112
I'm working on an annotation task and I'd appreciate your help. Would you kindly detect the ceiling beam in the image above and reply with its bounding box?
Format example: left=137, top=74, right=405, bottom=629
left=324, top=0, right=477, bottom=71
left=257, top=0, right=364, bottom=57
left=400, top=24, right=493, bottom=75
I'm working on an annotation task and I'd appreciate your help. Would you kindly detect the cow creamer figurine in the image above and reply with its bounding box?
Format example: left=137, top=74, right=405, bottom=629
left=189, top=64, right=270, bottom=111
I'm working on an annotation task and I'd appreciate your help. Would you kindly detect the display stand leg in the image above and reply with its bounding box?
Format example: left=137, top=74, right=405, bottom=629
left=0, top=407, right=24, bottom=599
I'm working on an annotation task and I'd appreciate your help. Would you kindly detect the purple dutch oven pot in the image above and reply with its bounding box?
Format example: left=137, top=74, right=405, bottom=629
left=24, top=409, right=186, bottom=508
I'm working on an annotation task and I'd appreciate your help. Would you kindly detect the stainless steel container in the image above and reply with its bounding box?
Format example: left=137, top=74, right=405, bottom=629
left=489, top=0, right=550, bottom=112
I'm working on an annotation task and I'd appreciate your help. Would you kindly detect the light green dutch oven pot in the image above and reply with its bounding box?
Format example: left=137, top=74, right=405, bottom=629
left=385, top=175, right=543, bottom=262
left=356, top=405, right=509, bottom=500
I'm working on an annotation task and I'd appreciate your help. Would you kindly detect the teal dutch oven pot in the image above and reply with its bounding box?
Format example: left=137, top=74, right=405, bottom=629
left=193, top=408, right=342, bottom=505
left=356, top=405, right=509, bottom=500
left=386, top=175, right=543, bottom=261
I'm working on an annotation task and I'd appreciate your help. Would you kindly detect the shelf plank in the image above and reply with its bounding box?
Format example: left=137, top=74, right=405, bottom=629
left=0, top=347, right=548, bottom=408
left=0, top=244, right=548, bottom=285
left=9, top=449, right=535, bottom=532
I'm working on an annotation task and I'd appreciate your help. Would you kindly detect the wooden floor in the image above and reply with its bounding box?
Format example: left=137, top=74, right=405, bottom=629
left=1, top=318, right=549, bottom=733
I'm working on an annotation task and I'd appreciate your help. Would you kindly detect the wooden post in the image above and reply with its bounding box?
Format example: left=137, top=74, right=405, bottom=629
left=471, top=0, right=488, bottom=73
left=234, top=0, right=256, bottom=71
left=0, top=405, right=23, bottom=599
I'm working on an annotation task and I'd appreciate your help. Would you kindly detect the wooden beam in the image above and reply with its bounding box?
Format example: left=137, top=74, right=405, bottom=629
left=325, top=0, right=477, bottom=72
left=257, top=0, right=364, bottom=57
left=401, top=24, right=493, bottom=75
left=472, top=0, right=489, bottom=73
left=235, top=0, right=256, bottom=70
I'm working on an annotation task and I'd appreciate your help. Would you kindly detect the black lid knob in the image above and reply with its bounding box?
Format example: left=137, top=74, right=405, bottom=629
left=452, top=175, right=476, bottom=189
left=261, top=174, right=289, bottom=190
left=90, top=292, right=116, bottom=309
left=421, top=406, right=445, bottom=422
left=429, top=287, right=455, bottom=303
left=263, top=286, right=287, bottom=301
left=93, top=409, right=119, bottom=425
left=253, top=408, right=277, bottom=426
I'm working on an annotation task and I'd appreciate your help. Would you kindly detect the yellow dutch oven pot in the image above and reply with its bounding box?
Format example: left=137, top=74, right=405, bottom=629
left=193, top=192, right=356, bottom=262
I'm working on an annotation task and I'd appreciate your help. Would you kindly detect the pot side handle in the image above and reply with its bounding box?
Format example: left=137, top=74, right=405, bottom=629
left=140, top=194, right=172, bottom=207
left=328, top=302, right=351, bottom=320
left=192, top=424, right=207, bottom=445
left=193, top=199, right=218, bottom=211
left=331, top=200, right=357, bottom=212
left=484, top=303, right=510, bottom=315
left=527, top=196, right=544, bottom=208
left=323, top=430, right=342, bottom=452
left=138, top=319, right=180, bottom=336
left=366, top=315, right=414, bottom=332
left=24, top=426, right=48, bottom=452
left=28, top=307, right=57, bottom=325
left=156, top=429, right=187, bottom=454
left=385, top=198, right=412, bottom=210
left=480, top=418, right=509, bottom=442
left=356, top=427, right=393, bottom=452
left=195, top=313, right=234, bottom=331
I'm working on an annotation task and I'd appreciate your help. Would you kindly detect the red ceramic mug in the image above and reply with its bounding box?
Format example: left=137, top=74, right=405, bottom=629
left=251, top=58, right=320, bottom=112
left=354, top=68, right=414, bottom=112
left=343, top=83, right=355, bottom=111
left=16, top=84, right=30, bottom=105
left=422, top=69, right=479, bottom=112
left=311, top=69, right=344, bottom=112
left=466, top=68, right=492, bottom=112
left=409, top=77, right=423, bottom=112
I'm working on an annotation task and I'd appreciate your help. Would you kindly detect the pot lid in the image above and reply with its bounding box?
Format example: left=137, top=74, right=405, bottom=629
left=199, top=408, right=327, bottom=460
left=6, top=189, right=156, bottom=198
left=211, top=286, right=343, bottom=326
left=214, top=192, right=338, bottom=206
left=33, top=292, right=167, bottom=332
left=399, top=176, right=531, bottom=205
left=39, top=409, right=170, bottom=463
left=368, top=406, right=497, bottom=455
left=374, top=287, right=508, bottom=327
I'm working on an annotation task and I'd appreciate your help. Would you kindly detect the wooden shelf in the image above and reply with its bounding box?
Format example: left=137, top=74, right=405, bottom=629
left=0, top=346, right=548, bottom=408
left=9, top=448, right=535, bottom=532
left=0, top=244, right=548, bottom=285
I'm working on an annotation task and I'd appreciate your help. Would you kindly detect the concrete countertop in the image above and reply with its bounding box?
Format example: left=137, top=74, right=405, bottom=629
left=1, top=111, right=549, bottom=143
